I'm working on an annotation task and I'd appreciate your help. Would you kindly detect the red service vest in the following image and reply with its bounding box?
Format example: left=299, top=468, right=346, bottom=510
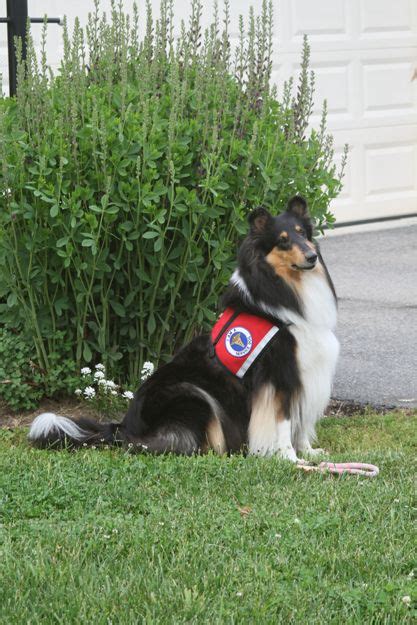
left=211, top=307, right=280, bottom=378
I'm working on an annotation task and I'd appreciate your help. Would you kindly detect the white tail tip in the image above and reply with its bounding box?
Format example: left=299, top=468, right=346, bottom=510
left=28, top=412, right=86, bottom=441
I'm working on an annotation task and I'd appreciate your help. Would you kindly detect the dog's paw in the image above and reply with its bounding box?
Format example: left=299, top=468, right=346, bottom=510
left=277, top=446, right=299, bottom=463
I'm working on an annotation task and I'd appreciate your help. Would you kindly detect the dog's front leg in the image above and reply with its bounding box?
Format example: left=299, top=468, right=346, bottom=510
left=248, top=385, right=298, bottom=462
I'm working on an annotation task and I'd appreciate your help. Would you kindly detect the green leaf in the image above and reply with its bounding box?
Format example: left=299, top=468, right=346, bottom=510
left=147, top=313, right=156, bottom=335
left=124, top=291, right=136, bottom=306
left=50, top=204, right=59, bottom=218
left=111, top=302, right=126, bottom=317
left=143, top=231, right=159, bottom=239
left=83, top=343, right=92, bottom=362
left=7, top=293, right=17, bottom=308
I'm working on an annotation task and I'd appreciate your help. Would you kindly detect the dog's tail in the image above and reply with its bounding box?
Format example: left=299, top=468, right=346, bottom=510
left=28, top=412, right=122, bottom=449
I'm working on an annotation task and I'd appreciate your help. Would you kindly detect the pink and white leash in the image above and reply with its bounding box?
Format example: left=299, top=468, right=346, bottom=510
left=297, top=461, right=379, bottom=478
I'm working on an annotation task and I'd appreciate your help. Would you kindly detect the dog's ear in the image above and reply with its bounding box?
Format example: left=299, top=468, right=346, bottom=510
left=248, top=206, right=273, bottom=234
left=287, top=195, right=308, bottom=219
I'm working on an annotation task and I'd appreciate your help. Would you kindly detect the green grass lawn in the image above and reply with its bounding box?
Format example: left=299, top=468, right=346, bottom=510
left=0, top=412, right=415, bottom=624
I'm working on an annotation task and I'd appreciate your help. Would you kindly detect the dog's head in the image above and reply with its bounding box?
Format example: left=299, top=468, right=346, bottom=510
left=247, top=196, right=318, bottom=277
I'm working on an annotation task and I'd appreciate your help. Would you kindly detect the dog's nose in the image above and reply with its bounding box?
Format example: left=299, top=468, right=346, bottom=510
left=305, top=251, right=318, bottom=265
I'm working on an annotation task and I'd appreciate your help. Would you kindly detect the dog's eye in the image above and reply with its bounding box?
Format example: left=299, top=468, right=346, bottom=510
left=295, top=226, right=305, bottom=237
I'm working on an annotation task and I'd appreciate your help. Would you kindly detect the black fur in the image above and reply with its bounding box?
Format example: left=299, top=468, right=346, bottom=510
left=29, top=196, right=337, bottom=456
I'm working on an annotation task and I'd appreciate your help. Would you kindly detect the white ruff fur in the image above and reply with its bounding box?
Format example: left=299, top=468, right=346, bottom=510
left=28, top=412, right=86, bottom=441
left=233, top=266, right=339, bottom=454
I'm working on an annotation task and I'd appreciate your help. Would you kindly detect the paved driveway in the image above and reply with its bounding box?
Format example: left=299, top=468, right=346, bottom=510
left=320, top=222, right=417, bottom=408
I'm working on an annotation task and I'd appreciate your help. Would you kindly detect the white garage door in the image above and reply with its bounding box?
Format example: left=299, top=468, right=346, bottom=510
left=274, top=0, right=417, bottom=223
left=1, top=0, right=417, bottom=223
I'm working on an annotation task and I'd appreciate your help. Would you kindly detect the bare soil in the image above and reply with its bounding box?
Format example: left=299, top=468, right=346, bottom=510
left=0, top=398, right=100, bottom=429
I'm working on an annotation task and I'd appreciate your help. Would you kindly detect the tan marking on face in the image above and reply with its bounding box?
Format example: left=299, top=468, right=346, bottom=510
left=266, top=245, right=306, bottom=284
left=204, top=417, right=227, bottom=455
left=280, top=231, right=288, bottom=239
left=295, top=225, right=303, bottom=233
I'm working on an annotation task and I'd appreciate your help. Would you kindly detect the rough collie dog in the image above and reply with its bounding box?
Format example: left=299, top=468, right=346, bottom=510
left=29, top=196, right=339, bottom=462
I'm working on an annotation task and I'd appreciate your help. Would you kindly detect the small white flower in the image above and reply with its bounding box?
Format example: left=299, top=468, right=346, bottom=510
left=98, top=379, right=118, bottom=391
left=402, top=596, right=411, bottom=606
left=275, top=533, right=282, bottom=539
left=141, top=361, right=155, bottom=381
left=236, top=592, right=243, bottom=597
left=122, top=391, right=134, bottom=400
left=94, top=370, right=105, bottom=380
left=74, top=388, right=82, bottom=396
left=91, top=445, right=97, bottom=450
left=111, top=390, right=117, bottom=396
left=95, top=363, right=105, bottom=371
left=84, top=386, right=96, bottom=399
left=294, top=518, right=301, bottom=524
left=81, top=367, right=91, bottom=375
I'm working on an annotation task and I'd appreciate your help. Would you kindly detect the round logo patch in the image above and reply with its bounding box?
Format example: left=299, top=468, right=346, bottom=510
left=225, top=327, right=253, bottom=358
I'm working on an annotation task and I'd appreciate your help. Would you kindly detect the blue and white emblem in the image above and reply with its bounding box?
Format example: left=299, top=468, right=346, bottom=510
left=225, top=326, right=253, bottom=358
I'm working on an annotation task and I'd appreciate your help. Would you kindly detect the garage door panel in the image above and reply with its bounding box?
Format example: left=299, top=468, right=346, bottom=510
left=290, top=0, right=349, bottom=40
left=332, top=126, right=417, bottom=221
left=298, top=61, right=353, bottom=118
left=362, top=59, right=416, bottom=117
left=365, top=143, right=417, bottom=197
left=360, top=0, right=415, bottom=36
left=280, top=0, right=417, bottom=51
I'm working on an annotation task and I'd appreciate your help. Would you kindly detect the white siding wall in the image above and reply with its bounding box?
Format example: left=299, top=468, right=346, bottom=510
left=1, top=0, right=417, bottom=223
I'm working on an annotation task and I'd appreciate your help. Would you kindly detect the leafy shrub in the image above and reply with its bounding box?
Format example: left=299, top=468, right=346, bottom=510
left=0, top=0, right=347, bottom=389
left=0, top=329, right=78, bottom=410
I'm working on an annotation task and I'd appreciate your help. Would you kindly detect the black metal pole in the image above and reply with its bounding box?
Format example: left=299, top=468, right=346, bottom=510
left=6, top=0, right=28, bottom=96
left=0, top=3, right=62, bottom=96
